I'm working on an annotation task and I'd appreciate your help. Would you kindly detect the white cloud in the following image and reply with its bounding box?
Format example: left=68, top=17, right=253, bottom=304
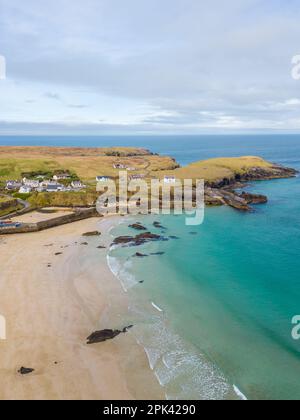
left=1, top=0, right=300, bottom=133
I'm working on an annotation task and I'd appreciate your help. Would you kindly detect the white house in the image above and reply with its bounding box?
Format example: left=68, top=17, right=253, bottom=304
left=53, top=173, right=71, bottom=181
left=22, top=178, right=40, bottom=189
left=5, top=180, right=22, bottom=190
left=71, top=181, right=85, bottom=189
left=96, top=176, right=112, bottom=182
left=19, top=186, right=32, bottom=194
left=163, top=176, right=176, bottom=184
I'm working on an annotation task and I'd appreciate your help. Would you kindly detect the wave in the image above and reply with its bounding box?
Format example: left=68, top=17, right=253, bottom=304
left=151, top=302, right=163, bottom=312
left=233, top=385, right=247, bottom=400
left=107, top=254, right=139, bottom=292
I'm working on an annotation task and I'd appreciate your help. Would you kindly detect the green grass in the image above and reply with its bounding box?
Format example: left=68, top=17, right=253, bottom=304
left=159, top=156, right=273, bottom=181
left=28, top=191, right=98, bottom=208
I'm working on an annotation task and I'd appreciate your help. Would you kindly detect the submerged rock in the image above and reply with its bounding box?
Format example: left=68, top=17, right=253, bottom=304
left=18, top=367, right=34, bottom=375
left=150, top=252, right=165, bottom=256
left=134, top=252, right=148, bottom=258
left=87, top=326, right=133, bottom=344
left=129, top=223, right=147, bottom=231
left=153, top=221, right=167, bottom=230
left=112, top=232, right=167, bottom=247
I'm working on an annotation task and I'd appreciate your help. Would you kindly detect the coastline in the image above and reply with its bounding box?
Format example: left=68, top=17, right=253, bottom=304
left=0, top=216, right=164, bottom=400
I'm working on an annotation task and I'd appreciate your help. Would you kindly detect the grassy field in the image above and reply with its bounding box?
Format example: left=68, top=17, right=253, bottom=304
left=28, top=191, right=98, bottom=208
left=0, top=147, right=179, bottom=182
left=158, top=156, right=274, bottom=181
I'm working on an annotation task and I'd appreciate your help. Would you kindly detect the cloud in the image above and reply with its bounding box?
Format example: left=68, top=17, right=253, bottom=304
left=1, top=0, right=300, bottom=133
left=44, top=92, right=62, bottom=101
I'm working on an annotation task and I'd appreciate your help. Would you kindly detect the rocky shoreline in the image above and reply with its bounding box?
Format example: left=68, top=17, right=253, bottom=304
left=204, top=164, right=297, bottom=211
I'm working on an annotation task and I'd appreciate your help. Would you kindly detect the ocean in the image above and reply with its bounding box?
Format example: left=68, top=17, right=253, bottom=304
left=2, top=134, right=300, bottom=400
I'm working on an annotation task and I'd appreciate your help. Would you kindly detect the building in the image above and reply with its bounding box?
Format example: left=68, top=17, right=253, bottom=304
left=130, top=174, right=146, bottom=180
left=45, top=182, right=63, bottom=193
left=96, top=176, right=113, bottom=182
left=113, top=163, right=126, bottom=169
left=71, top=181, right=85, bottom=189
left=19, top=186, right=32, bottom=194
left=5, top=180, right=22, bottom=191
left=113, top=163, right=136, bottom=171
left=163, top=176, right=176, bottom=184
left=22, top=178, right=40, bottom=189
left=53, top=173, right=71, bottom=181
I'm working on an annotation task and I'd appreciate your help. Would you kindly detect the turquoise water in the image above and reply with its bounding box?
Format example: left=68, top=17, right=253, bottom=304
left=2, top=134, right=300, bottom=399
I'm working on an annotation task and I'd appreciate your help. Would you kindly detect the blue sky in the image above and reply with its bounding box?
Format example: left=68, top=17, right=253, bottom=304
left=1, top=0, right=300, bottom=134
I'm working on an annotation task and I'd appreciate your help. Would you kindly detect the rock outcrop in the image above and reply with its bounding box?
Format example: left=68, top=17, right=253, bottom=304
left=239, top=192, right=268, bottom=204
left=82, top=231, right=101, bottom=237
left=86, top=326, right=133, bottom=344
left=205, top=188, right=268, bottom=211
left=112, top=232, right=167, bottom=247
left=134, top=252, right=148, bottom=257
left=129, top=223, right=147, bottom=231
left=18, top=367, right=34, bottom=375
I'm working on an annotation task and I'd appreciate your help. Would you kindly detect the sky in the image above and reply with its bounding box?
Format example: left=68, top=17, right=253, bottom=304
left=1, top=0, right=300, bottom=135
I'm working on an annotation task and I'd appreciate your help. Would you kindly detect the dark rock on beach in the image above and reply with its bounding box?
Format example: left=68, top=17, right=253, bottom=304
left=87, top=326, right=133, bottom=344
left=81, top=242, right=89, bottom=246
left=55, top=252, right=63, bottom=256
left=18, top=367, right=34, bottom=375
left=97, top=245, right=106, bottom=249
left=82, top=231, right=101, bottom=237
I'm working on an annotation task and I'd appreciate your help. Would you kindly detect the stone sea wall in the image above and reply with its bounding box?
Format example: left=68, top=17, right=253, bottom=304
left=0, top=208, right=98, bottom=235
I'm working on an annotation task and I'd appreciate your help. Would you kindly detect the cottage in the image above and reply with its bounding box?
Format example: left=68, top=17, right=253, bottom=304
left=71, top=181, right=85, bottom=189
left=5, top=180, right=22, bottom=191
left=19, top=186, right=32, bottom=194
left=53, top=173, right=71, bottom=181
left=46, top=182, right=63, bottom=193
left=96, top=176, right=113, bottom=182
left=163, top=176, right=176, bottom=184
left=113, top=163, right=127, bottom=169
left=22, top=178, right=40, bottom=189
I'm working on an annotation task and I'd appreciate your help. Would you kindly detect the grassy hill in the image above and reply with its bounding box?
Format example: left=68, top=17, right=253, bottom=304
left=158, top=156, right=275, bottom=182
left=0, top=147, right=179, bottom=182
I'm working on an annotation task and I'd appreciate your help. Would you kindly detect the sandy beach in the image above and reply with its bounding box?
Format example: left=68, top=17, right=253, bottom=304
left=0, top=216, right=164, bottom=400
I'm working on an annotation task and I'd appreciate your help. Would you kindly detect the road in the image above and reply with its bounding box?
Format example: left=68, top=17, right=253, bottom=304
left=0, top=193, right=31, bottom=220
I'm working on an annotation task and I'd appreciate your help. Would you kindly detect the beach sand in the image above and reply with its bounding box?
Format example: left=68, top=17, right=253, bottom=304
left=0, top=216, right=164, bottom=400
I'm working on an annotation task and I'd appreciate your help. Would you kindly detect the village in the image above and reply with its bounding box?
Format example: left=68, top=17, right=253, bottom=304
left=4, top=171, right=86, bottom=194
